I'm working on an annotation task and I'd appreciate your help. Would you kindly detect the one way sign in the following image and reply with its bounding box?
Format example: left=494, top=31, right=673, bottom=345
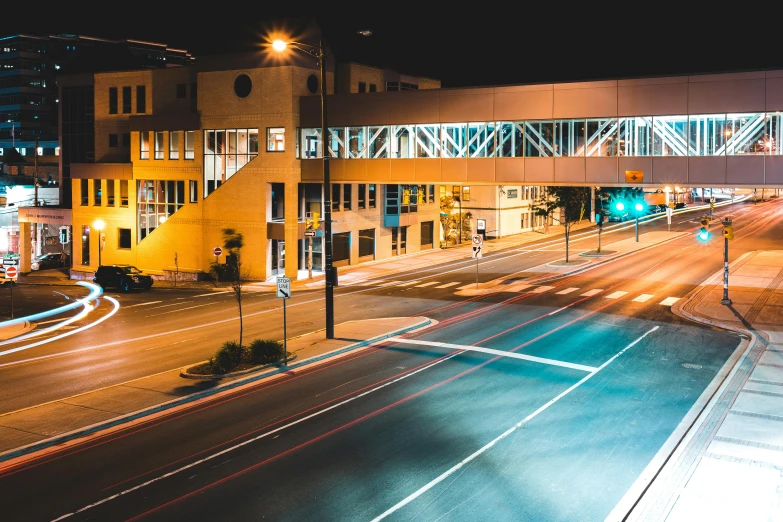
left=472, top=244, right=482, bottom=259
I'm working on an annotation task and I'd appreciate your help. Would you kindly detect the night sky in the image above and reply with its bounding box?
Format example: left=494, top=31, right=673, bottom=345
left=6, top=6, right=783, bottom=88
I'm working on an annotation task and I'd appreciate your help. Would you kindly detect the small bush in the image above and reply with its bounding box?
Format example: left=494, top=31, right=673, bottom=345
left=248, top=339, right=284, bottom=365
left=211, top=340, right=245, bottom=374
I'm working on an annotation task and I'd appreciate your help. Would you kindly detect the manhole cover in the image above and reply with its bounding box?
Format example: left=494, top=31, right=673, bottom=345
left=682, top=363, right=703, bottom=370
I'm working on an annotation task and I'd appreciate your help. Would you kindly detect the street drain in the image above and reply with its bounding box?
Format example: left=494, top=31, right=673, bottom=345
left=682, top=363, right=703, bottom=370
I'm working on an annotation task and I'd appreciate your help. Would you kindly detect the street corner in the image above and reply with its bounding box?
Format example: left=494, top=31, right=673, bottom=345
left=0, top=320, right=33, bottom=341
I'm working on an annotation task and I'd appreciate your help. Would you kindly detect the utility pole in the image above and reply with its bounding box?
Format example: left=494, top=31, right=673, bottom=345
left=34, top=136, right=39, bottom=206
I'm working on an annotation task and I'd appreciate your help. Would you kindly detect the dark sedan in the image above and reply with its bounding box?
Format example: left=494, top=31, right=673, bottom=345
left=31, top=252, right=68, bottom=271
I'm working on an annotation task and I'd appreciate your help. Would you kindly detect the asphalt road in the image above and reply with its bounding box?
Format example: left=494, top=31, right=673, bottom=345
left=1, top=199, right=777, bottom=521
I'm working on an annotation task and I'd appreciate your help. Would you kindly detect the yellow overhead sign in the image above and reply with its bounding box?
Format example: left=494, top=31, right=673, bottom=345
left=625, top=170, right=644, bottom=183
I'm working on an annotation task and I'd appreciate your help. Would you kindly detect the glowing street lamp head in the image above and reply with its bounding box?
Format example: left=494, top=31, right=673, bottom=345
left=272, top=40, right=288, bottom=52
left=615, top=202, right=625, bottom=211
left=93, top=219, right=105, bottom=231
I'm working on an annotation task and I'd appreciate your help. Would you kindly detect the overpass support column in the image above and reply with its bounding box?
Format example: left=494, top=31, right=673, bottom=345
left=590, top=187, right=595, bottom=223
left=19, top=221, right=32, bottom=273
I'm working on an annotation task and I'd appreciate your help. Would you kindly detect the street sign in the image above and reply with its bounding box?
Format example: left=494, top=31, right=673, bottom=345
left=4, top=265, right=18, bottom=279
left=2, top=258, right=16, bottom=266
left=276, top=276, right=291, bottom=299
left=213, top=246, right=223, bottom=257
left=304, top=230, right=316, bottom=237
left=472, top=244, right=483, bottom=259
left=625, top=170, right=644, bottom=183
left=472, top=234, right=483, bottom=246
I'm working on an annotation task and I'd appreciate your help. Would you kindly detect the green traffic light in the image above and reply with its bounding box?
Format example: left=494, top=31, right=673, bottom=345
left=634, top=202, right=643, bottom=211
left=615, top=202, right=625, bottom=211
left=698, top=229, right=710, bottom=241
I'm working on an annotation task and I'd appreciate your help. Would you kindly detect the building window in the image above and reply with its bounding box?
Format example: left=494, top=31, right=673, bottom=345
left=190, top=180, right=198, bottom=203
left=359, top=229, right=375, bottom=258
left=107, top=180, right=115, bottom=206
left=118, top=228, right=131, bottom=249
left=108, top=87, right=117, bottom=114
left=154, top=131, right=164, bottom=160
left=185, top=130, right=194, bottom=160
left=81, top=225, right=90, bottom=266
left=358, top=82, right=366, bottom=93
left=507, top=189, right=519, bottom=198
left=418, top=184, right=426, bottom=204
left=369, top=184, right=376, bottom=208
left=385, top=185, right=399, bottom=215
left=140, top=132, right=149, bottom=159
left=93, top=179, right=102, bottom=206
left=122, top=133, right=130, bottom=148
left=421, top=221, right=434, bottom=249
left=176, top=83, right=186, bottom=99
left=169, top=131, right=180, bottom=159
left=332, top=184, right=341, bottom=211
left=120, top=180, right=128, bottom=207
left=428, top=185, right=434, bottom=203
left=203, top=129, right=259, bottom=196
left=137, top=180, right=185, bottom=241
left=267, top=127, right=285, bottom=151
left=122, top=86, right=131, bottom=114
left=369, top=84, right=377, bottom=92
left=358, top=184, right=366, bottom=209
left=333, top=232, right=350, bottom=263
left=343, top=184, right=352, bottom=210
left=136, top=85, right=146, bottom=113
left=109, top=134, right=118, bottom=148
left=80, top=179, right=88, bottom=206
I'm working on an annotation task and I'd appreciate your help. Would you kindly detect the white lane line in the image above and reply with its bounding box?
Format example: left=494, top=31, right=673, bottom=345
left=192, top=291, right=230, bottom=298
left=398, top=281, right=422, bottom=286
left=531, top=285, right=554, bottom=293
left=659, top=297, right=680, bottom=306
left=371, top=326, right=661, bottom=521
left=605, top=291, right=628, bottom=299
left=632, top=294, right=654, bottom=303
left=415, top=282, right=439, bottom=288
left=387, top=338, right=597, bottom=373
left=555, top=287, right=579, bottom=295
left=147, top=303, right=211, bottom=317
left=435, top=282, right=460, bottom=289
left=548, top=307, right=568, bottom=316
left=123, top=301, right=163, bottom=309
left=378, top=281, right=403, bottom=287
left=457, top=284, right=474, bottom=290
left=145, top=302, right=193, bottom=310
left=50, top=349, right=463, bottom=521
left=581, top=289, right=603, bottom=297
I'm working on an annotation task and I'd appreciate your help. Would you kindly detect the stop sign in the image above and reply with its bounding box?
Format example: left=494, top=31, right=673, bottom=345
left=213, top=246, right=223, bottom=257
left=5, top=265, right=18, bottom=278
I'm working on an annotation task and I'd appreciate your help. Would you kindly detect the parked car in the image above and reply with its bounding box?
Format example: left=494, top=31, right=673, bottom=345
left=31, top=252, right=68, bottom=271
left=674, top=202, right=688, bottom=209
left=93, top=264, right=153, bottom=292
left=608, top=210, right=630, bottom=222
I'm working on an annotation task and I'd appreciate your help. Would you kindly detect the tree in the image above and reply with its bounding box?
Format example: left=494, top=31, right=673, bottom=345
left=532, top=186, right=590, bottom=262
left=439, top=195, right=473, bottom=246
left=221, top=228, right=245, bottom=347
left=532, top=187, right=558, bottom=234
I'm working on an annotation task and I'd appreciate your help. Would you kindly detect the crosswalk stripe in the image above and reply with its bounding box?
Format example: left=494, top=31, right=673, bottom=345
left=398, top=281, right=421, bottom=286
left=435, top=282, right=460, bottom=289
left=605, top=291, right=628, bottom=299
left=531, top=285, right=554, bottom=293
left=415, top=282, right=439, bottom=288
left=633, top=294, right=654, bottom=303
left=581, top=289, right=603, bottom=296
left=659, top=297, right=680, bottom=306
left=555, top=287, right=579, bottom=295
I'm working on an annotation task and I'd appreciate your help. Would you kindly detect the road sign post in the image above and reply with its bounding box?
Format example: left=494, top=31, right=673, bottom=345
left=720, top=217, right=732, bottom=306
left=304, top=230, right=316, bottom=280
left=471, top=234, right=483, bottom=288
left=666, top=206, right=672, bottom=232
left=277, top=277, right=291, bottom=365
left=213, top=246, right=222, bottom=268
left=5, top=265, right=17, bottom=319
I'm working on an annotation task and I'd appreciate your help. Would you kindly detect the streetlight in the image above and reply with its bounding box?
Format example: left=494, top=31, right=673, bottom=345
left=634, top=202, right=643, bottom=242
left=272, top=35, right=336, bottom=339
left=93, top=219, right=105, bottom=267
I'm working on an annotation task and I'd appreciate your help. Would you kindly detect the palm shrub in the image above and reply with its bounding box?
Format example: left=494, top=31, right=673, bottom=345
left=212, top=340, right=245, bottom=374
left=248, top=339, right=284, bottom=365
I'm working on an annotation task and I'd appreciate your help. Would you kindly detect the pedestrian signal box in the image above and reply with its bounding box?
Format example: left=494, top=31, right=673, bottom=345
left=723, top=226, right=734, bottom=240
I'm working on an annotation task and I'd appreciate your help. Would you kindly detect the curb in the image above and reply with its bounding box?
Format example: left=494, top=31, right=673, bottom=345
left=179, top=354, right=299, bottom=380
left=0, top=317, right=432, bottom=463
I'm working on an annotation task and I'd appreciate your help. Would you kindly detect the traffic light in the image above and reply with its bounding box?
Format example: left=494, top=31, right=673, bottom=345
left=596, top=211, right=604, bottom=225
left=59, top=227, right=70, bottom=245
left=634, top=202, right=644, bottom=212
left=312, top=212, right=320, bottom=229
left=723, top=225, right=734, bottom=240
left=615, top=201, right=625, bottom=211
left=698, top=217, right=710, bottom=241
left=305, top=217, right=313, bottom=229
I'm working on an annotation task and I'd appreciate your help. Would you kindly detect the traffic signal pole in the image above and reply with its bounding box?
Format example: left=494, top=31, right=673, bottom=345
left=721, top=217, right=733, bottom=306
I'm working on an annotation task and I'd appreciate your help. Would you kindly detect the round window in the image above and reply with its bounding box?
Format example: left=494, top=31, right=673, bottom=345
left=234, top=74, right=252, bottom=98
left=307, top=74, right=319, bottom=94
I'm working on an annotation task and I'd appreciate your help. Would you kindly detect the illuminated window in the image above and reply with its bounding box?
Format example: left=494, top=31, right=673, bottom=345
left=267, top=127, right=285, bottom=152
left=154, top=131, right=164, bottom=160
left=203, top=129, right=258, bottom=196
left=169, top=131, right=180, bottom=160
left=185, top=130, right=194, bottom=160
left=140, top=132, right=149, bottom=160
left=137, top=180, right=185, bottom=241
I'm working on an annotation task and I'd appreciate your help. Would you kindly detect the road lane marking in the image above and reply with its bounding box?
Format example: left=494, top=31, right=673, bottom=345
left=145, top=302, right=193, bottom=310
left=531, top=286, right=554, bottom=293
left=580, top=289, right=603, bottom=297
left=378, top=281, right=403, bottom=287
left=555, top=287, right=579, bottom=295
left=386, top=338, right=597, bottom=372
left=192, top=291, right=230, bottom=298
left=659, top=297, right=680, bottom=306
left=49, top=348, right=463, bottom=521
left=605, top=291, right=628, bottom=299
left=123, top=301, right=163, bottom=308
left=435, top=282, right=460, bottom=289
left=632, top=294, right=654, bottom=303
left=398, top=281, right=422, bottom=286
left=457, top=284, right=474, bottom=290
left=415, top=282, right=439, bottom=288
left=147, top=303, right=212, bottom=317
left=372, top=326, right=661, bottom=521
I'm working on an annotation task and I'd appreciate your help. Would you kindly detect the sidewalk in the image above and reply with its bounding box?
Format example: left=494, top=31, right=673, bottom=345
left=614, top=250, right=783, bottom=522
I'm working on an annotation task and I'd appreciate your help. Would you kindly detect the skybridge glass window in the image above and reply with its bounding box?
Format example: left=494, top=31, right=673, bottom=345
left=368, top=126, right=389, bottom=158
left=203, top=129, right=258, bottom=197
left=416, top=124, right=440, bottom=158
left=554, top=119, right=585, bottom=157
left=524, top=121, right=554, bottom=157
left=618, top=117, right=652, bottom=156
left=327, top=127, right=345, bottom=158
left=347, top=126, right=367, bottom=158
left=764, top=112, right=782, bottom=155
left=441, top=123, right=467, bottom=158
left=496, top=122, right=524, bottom=157
left=585, top=118, right=618, bottom=156
left=725, top=113, right=766, bottom=155
left=300, top=128, right=322, bottom=159
left=653, top=115, right=688, bottom=156
left=688, top=114, right=727, bottom=156
left=468, top=122, right=495, bottom=157
left=391, top=125, right=415, bottom=158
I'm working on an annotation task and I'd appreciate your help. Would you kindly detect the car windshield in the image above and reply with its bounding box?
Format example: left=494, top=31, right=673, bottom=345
left=124, top=266, right=143, bottom=275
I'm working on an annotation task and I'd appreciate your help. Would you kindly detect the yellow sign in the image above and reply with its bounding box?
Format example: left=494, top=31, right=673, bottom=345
left=625, top=170, right=644, bottom=183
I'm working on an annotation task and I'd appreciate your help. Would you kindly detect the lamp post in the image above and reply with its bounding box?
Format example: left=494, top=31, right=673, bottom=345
left=94, top=219, right=105, bottom=267
left=634, top=202, right=643, bottom=242
left=273, top=37, right=335, bottom=339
